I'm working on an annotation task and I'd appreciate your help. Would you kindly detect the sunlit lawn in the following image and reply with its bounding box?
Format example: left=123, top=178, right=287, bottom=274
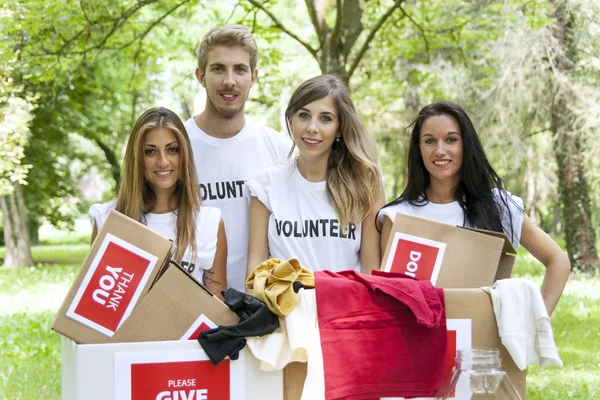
left=0, top=230, right=598, bottom=399
left=0, top=264, right=78, bottom=400
left=511, top=249, right=600, bottom=399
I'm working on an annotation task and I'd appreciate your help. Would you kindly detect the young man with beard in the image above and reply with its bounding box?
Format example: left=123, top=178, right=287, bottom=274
left=184, top=25, right=290, bottom=291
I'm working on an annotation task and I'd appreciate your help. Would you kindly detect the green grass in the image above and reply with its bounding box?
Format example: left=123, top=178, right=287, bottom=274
left=0, top=217, right=91, bottom=264
left=0, top=242, right=598, bottom=399
left=0, top=263, right=79, bottom=400
left=0, top=244, right=90, bottom=265
left=512, top=247, right=600, bottom=399
left=525, top=276, right=600, bottom=399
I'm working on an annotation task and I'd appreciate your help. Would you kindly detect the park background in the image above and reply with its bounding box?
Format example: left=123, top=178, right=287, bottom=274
left=0, top=0, right=599, bottom=398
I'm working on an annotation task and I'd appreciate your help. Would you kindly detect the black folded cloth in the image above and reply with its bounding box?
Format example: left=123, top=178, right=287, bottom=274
left=198, top=287, right=279, bottom=364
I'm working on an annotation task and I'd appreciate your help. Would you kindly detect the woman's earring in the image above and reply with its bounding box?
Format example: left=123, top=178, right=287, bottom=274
left=335, top=137, right=341, bottom=142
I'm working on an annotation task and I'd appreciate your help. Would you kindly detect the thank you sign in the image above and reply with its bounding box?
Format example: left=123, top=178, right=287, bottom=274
left=66, top=233, right=158, bottom=336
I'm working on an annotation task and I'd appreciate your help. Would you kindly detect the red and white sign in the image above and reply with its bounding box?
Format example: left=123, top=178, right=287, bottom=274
left=383, top=233, right=446, bottom=285
left=181, top=314, right=218, bottom=341
left=114, top=349, right=245, bottom=400
left=66, top=233, right=158, bottom=337
left=383, top=319, right=472, bottom=400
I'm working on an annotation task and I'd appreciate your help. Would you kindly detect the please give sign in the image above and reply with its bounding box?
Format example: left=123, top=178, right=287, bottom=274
left=114, top=349, right=245, bottom=400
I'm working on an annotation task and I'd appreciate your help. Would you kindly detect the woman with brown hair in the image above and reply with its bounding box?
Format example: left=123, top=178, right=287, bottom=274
left=89, top=107, right=227, bottom=299
left=246, top=75, right=385, bottom=275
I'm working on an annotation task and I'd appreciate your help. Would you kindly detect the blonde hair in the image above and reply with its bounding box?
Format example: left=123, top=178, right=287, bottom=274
left=285, top=75, right=381, bottom=229
left=116, top=107, right=200, bottom=262
left=197, top=25, right=258, bottom=72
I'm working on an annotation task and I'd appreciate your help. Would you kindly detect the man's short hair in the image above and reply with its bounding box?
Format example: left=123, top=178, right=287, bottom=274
left=197, top=25, right=258, bottom=72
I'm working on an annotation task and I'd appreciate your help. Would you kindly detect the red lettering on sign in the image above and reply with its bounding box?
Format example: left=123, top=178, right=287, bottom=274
left=389, top=238, right=442, bottom=282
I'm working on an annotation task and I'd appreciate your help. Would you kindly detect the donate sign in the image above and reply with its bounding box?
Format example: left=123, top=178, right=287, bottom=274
left=382, top=232, right=446, bottom=285
left=66, top=233, right=158, bottom=336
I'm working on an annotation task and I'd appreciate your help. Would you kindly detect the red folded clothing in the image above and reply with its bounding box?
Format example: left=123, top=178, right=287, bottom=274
left=315, top=270, right=447, bottom=400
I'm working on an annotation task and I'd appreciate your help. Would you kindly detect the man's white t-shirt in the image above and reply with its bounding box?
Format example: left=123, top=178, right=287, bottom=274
left=89, top=200, right=221, bottom=282
left=377, top=188, right=524, bottom=248
left=184, top=116, right=290, bottom=291
left=247, top=161, right=362, bottom=273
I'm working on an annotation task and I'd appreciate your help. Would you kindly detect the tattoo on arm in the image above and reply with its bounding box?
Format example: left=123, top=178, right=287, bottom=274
left=203, top=269, right=223, bottom=287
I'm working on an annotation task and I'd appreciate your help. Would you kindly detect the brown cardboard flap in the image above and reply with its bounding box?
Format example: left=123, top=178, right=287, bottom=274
left=52, top=210, right=174, bottom=344
left=495, top=254, right=516, bottom=281
left=462, top=226, right=517, bottom=255
left=109, top=264, right=239, bottom=343
left=283, top=362, right=307, bottom=400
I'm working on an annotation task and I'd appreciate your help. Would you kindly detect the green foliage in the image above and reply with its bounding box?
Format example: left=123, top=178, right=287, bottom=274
left=0, top=96, right=34, bottom=196
left=0, top=0, right=219, bottom=232
left=1, top=0, right=598, bottom=261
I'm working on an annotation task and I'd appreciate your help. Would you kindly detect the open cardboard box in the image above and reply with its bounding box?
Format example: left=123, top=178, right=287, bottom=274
left=61, top=260, right=280, bottom=400
left=381, top=213, right=517, bottom=288
left=283, top=289, right=526, bottom=400
left=52, top=210, right=175, bottom=344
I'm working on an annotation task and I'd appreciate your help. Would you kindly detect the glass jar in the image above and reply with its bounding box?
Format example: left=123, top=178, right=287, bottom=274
left=437, top=348, right=523, bottom=400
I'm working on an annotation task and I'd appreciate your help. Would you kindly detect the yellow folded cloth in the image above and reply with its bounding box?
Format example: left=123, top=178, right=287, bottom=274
left=246, top=258, right=315, bottom=316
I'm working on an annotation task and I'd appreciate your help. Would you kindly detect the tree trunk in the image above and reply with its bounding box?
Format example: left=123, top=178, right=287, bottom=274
left=1, top=183, right=34, bottom=268
left=94, top=139, right=121, bottom=191
left=248, top=0, right=405, bottom=85
left=553, top=108, right=598, bottom=272
left=550, top=0, right=599, bottom=273
left=553, top=198, right=562, bottom=236
left=28, top=216, right=40, bottom=246
left=525, top=145, right=537, bottom=225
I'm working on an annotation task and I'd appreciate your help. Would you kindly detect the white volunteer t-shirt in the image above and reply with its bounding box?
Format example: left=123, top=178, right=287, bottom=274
left=184, top=116, right=290, bottom=291
left=378, top=188, right=524, bottom=248
left=247, top=161, right=362, bottom=272
left=88, top=200, right=221, bottom=282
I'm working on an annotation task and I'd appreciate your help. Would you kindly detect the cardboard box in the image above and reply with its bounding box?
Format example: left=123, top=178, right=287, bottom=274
left=443, top=289, right=526, bottom=400
left=53, top=210, right=174, bottom=344
left=110, top=263, right=239, bottom=342
left=61, top=337, right=283, bottom=400
left=283, top=289, right=526, bottom=400
left=381, top=213, right=516, bottom=288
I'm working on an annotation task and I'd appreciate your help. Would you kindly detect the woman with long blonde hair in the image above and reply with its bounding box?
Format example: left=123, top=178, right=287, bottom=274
left=89, top=107, right=227, bottom=299
left=246, top=75, right=385, bottom=275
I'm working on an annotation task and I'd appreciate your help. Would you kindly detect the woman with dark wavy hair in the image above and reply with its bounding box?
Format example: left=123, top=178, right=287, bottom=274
left=379, top=101, right=569, bottom=315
